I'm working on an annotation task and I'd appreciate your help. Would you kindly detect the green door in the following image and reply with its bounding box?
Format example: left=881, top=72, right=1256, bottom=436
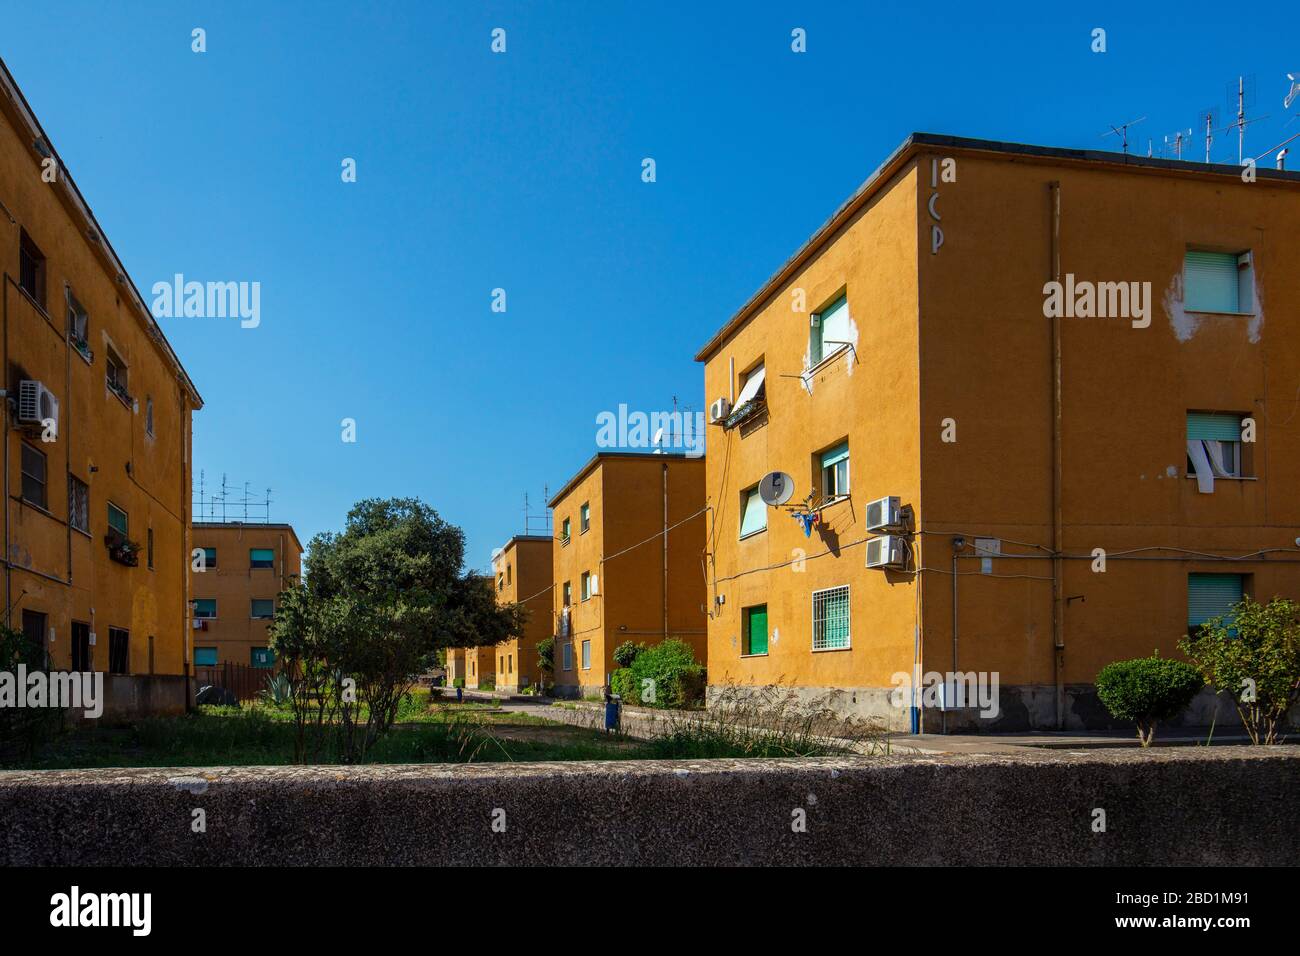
left=747, top=605, right=768, bottom=655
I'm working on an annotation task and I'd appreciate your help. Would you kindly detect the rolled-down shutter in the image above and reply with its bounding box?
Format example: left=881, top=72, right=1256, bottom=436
left=1187, top=412, right=1242, bottom=441
left=1188, top=573, right=1244, bottom=628
left=1184, top=252, right=1239, bottom=313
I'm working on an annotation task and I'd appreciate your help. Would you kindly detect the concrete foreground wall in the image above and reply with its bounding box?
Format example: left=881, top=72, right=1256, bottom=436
left=1, top=749, right=1295, bottom=866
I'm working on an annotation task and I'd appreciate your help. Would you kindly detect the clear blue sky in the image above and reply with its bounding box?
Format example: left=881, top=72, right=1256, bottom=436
left=4, top=1, right=1295, bottom=572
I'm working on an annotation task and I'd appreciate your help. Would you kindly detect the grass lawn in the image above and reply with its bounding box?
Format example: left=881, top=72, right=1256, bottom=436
left=3, top=687, right=867, bottom=769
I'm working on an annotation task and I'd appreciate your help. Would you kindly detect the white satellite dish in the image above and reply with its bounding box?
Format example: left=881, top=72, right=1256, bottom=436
left=758, top=471, right=795, bottom=507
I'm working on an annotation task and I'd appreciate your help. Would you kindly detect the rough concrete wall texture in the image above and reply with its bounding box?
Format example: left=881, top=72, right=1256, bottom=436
left=0, top=750, right=1293, bottom=866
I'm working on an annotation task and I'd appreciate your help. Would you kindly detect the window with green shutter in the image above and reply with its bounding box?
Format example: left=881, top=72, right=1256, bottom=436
left=201, top=547, right=217, bottom=569
left=1188, top=573, right=1245, bottom=631
left=580, top=502, right=590, bottom=533
left=251, top=599, right=275, bottom=619
left=107, top=502, right=128, bottom=535
left=251, top=647, right=275, bottom=669
left=250, top=548, right=274, bottom=569
left=744, top=604, right=768, bottom=655
left=812, top=585, right=850, bottom=650
left=194, top=647, right=218, bottom=666
left=1186, top=412, right=1246, bottom=482
left=1184, top=251, right=1249, bottom=314
left=739, top=486, right=767, bottom=538
left=193, top=599, right=217, bottom=618
left=820, top=442, right=850, bottom=499
left=810, top=294, right=850, bottom=365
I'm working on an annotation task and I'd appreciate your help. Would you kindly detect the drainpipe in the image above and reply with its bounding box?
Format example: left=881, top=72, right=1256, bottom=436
left=1049, top=181, right=1066, bottom=730
left=662, top=462, right=669, bottom=640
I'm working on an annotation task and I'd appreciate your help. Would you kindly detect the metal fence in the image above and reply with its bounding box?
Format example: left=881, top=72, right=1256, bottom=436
left=194, top=661, right=267, bottom=703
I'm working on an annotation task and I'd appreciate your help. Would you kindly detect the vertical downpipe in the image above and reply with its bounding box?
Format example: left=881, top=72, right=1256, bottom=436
left=1049, top=181, right=1065, bottom=730
left=662, top=462, right=669, bottom=640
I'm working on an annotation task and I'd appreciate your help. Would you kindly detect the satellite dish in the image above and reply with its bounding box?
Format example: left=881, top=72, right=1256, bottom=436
left=758, top=471, right=795, bottom=507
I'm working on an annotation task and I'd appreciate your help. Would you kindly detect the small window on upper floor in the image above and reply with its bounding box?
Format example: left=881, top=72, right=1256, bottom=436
left=727, top=360, right=767, bottom=429
left=1184, top=250, right=1253, bottom=315
left=20, top=443, right=47, bottom=510
left=18, top=230, right=45, bottom=309
left=819, top=441, right=850, bottom=501
left=580, top=571, right=591, bottom=601
left=68, top=294, right=92, bottom=360
left=739, top=485, right=767, bottom=539
left=106, top=343, right=131, bottom=404
left=561, top=517, right=571, bottom=545
left=580, top=502, right=590, bottom=533
left=1186, top=412, right=1249, bottom=493
left=809, top=294, right=850, bottom=366
left=250, top=548, right=275, bottom=569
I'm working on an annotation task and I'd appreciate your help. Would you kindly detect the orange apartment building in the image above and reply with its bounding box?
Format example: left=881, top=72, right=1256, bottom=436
left=189, top=521, right=302, bottom=670
left=1, top=57, right=201, bottom=714
left=549, top=452, right=707, bottom=698
left=698, top=132, right=1300, bottom=733
left=489, top=534, right=553, bottom=692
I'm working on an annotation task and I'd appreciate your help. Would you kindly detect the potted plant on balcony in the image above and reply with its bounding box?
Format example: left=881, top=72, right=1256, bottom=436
left=104, top=527, right=141, bottom=566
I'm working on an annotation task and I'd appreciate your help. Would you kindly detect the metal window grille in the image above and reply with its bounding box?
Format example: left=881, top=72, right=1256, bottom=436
left=812, top=585, right=850, bottom=650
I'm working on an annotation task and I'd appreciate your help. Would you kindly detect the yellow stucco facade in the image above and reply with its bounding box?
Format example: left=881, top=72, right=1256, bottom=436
left=490, top=534, right=553, bottom=693
left=550, top=452, right=707, bottom=697
left=1, top=57, right=201, bottom=694
left=698, top=133, right=1300, bottom=732
left=188, top=522, right=302, bottom=669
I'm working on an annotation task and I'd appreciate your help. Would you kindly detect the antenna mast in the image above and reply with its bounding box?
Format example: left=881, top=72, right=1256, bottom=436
left=1101, top=116, right=1146, bottom=155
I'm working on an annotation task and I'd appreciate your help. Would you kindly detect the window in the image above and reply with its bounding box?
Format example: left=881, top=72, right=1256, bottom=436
left=68, top=295, right=90, bottom=356
left=506, top=564, right=512, bottom=585
left=193, top=599, right=217, bottom=619
left=743, top=604, right=769, bottom=656
left=562, top=642, right=573, bottom=671
left=563, top=581, right=572, bottom=607
left=580, top=502, right=590, bottom=533
left=251, top=599, right=275, bottom=619
left=68, top=476, right=89, bottom=532
left=812, top=585, right=850, bottom=650
left=581, top=571, right=591, bottom=601
left=739, top=485, right=767, bottom=538
left=145, top=397, right=154, bottom=436
left=107, top=502, right=128, bottom=535
left=251, top=647, right=275, bottom=669
left=497, top=573, right=505, bottom=591
left=581, top=639, right=591, bottom=670
left=20, top=443, right=47, bottom=509
left=1188, top=573, right=1246, bottom=633
left=820, top=442, right=850, bottom=500
left=147, top=528, right=154, bottom=569
left=728, top=361, right=767, bottom=427
left=561, top=517, right=571, bottom=545
left=105, top=343, right=130, bottom=401
left=250, top=548, right=275, bottom=569
left=201, top=547, right=217, bottom=569
left=195, top=647, right=218, bottom=666
left=810, top=294, right=850, bottom=366
left=508, top=654, right=513, bottom=674
left=1184, top=250, right=1253, bottom=314
left=72, top=621, right=90, bottom=671
left=1186, top=412, right=1246, bottom=493
left=108, top=627, right=130, bottom=674
left=18, top=230, right=45, bottom=307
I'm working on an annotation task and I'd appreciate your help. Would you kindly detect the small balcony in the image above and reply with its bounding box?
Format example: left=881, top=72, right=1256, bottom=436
left=104, top=528, right=141, bottom=566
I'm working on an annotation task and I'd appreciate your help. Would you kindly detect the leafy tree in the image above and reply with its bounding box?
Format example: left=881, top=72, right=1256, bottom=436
left=1095, top=653, right=1203, bottom=747
left=612, top=639, right=705, bottom=709
left=270, top=497, right=526, bottom=762
left=1180, top=596, right=1300, bottom=745
left=613, top=640, right=644, bottom=669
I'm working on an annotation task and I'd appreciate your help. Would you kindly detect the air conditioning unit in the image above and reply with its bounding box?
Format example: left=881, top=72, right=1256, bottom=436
left=865, top=495, right=903, bottom=533
left=866, top=535, right=906, bottom=570
left=17, top=380, right=59, bottom=438
left=708, top=397, right=732, bottom=424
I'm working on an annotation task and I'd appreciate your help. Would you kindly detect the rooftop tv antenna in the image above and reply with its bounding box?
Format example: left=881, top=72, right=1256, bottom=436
left=1200, top=106, right=1221, bottom=163
left=1225, top=75, right=1268, bottom=165
left=1163, top=128, right=1193, bottom=160
left=1101, top=116, right=1146, bottom=155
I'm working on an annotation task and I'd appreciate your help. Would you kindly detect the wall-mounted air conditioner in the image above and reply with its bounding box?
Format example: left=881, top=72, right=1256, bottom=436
left=18, top=380, right=59, bottom=438
left=864, top=495, right=903, bottom=533
left=866, top=535, right=906, bottom=570
left=709, top=397, right=731, bottom=424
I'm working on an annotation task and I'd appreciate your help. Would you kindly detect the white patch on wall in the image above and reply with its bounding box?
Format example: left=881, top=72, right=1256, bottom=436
left=1247, top=272, right=1264, bottom=343
left=1166, top=464, right=1178, bottom=477
left=1162, top=268, right=1265, bottom=344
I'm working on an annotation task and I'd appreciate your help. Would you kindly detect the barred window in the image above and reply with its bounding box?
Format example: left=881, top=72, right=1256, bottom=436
left=812, top=585, right=850, bottom=650
left=68, top=475, right=89, bottom=532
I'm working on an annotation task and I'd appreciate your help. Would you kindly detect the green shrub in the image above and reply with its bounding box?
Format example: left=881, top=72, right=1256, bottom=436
left=478, top=676, right=496, bottom=691
left=616, top=639, right=705, bottom=709
left=1095, top=653, right=1204, bottom=747
left=453, top=678, right=465, bottom=689
left=613, top=641, right=644, bottom=669
left=1180, top=596, right=1300, bottom=745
